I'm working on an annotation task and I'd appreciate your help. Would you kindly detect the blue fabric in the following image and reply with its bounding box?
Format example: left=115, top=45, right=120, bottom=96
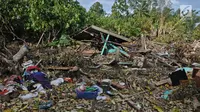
left=25, top=72, right=52, bottom=89
left=161, top=90, right=173, bottom=100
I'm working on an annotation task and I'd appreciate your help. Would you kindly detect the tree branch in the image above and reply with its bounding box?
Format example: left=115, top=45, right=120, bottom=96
left=36, top=31, right=45, bottom=47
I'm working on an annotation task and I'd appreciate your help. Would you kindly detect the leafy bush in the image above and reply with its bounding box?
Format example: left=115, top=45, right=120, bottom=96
left=48, top=34, right=72, bottom=47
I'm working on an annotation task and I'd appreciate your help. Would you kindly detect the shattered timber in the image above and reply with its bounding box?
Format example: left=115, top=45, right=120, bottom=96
left=1, top=26, right=200, bottom=112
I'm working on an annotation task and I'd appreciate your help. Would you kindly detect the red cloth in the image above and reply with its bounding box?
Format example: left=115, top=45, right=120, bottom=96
left=0, top=89, right=8, bottom=95
left=3, top=75, right=22, bottom=86
left=26, top=66, right=40, bottom=72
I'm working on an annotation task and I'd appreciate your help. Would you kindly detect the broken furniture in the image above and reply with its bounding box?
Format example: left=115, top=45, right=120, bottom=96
left=72, top=25, right=131, bottom=57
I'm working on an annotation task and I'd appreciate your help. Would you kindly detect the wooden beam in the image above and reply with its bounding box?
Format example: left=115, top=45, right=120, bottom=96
left=45, top=66, right=74, bottom=70
left=91, top=25, right=131, bottom=42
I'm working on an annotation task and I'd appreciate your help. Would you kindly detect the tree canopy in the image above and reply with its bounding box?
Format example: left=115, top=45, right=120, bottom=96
left=0, top=0, right=86, bottom=41
left=0, top=0, right=200, bottom=43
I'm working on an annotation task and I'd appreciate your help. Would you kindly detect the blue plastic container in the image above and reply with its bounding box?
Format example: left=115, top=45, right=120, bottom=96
left=75, top=89, right=98, bottom=100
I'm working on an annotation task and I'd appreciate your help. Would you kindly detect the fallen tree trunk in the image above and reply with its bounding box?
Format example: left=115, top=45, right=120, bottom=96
left=13, top=45, right=29, bottom=62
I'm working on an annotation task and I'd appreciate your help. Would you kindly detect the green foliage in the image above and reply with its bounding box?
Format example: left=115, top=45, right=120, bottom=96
left=0, top=0, right=28, bottom=37
left=112, top=0, right=129, bottom=17
left=0, top=0, right=86, bottom=40
left=48, top=34, right=72, bottom=47
left=87, top=2, right=105, bottom=25
left=0, top=0, right=200, bottom=44
left=48, top=40, right=59, bottom=47
left=59, top=34, right=71, bottom=46
left=88, top=2, right=105, bottom=16
left=87, top=0, right=200, bottom=43
left=192, top=26, right=200, bottom=40
left=27, top=0, right=86, bottom=32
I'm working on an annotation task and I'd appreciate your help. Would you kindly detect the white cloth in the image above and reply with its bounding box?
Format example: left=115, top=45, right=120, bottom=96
left=19, top=92, right=38, bottom=100
left=32, top=83, right=46, bottom=94
left=51, top=78, right=64, bottom=86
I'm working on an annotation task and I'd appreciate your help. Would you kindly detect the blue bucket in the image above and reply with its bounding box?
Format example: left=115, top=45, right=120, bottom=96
left=75, top=89, right=98, bottom=100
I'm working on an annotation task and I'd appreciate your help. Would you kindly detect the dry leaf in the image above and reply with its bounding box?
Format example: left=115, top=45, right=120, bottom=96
left=153, top=105, right=164, bottom=112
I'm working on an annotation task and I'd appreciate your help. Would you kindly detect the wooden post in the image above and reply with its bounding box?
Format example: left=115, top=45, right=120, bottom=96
left=141, top=34, right=146, bottom=51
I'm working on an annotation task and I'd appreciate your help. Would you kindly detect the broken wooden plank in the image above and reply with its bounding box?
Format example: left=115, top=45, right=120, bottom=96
left=88, top=64, right=102, bottom=69
left=141, top=34, right=146, bottom=51
left=45, top=66, right=75, bottom=70
left=151, top=53, right=175, bottom=68
left=111, top=82, right=126, bottom=90
left=91, top=25, right=131, bottom=42
left=126, top=100, right=143, bottom=112
left=36, top=59, right=42, bottom=66
left=155, top=78, right=172, bottom=86
left=117, top=90, right=143, bottom=111
left=82, top=50, right=100, bottom=57
left=124, top=68, right=147, bottom=71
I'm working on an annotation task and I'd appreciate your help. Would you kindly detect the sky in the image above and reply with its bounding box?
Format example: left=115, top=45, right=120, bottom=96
left=77, top=0, right=200, bottom=13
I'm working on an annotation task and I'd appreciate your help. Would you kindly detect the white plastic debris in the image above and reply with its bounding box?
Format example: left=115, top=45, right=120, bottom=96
left=96, top=96, right=107, bottom=100
left=50, top=78, right=64, bottom=86
left=102, top=79, right=112, bottom=86
left=20, top=85, right=28, bottom=91
left=19, top=92, right=38, bottom=100
left=102, top=79, right=112, bottom=83
left=31, top=83, right=46, bottom=94
left=119, top=82, right=125, bottom=86
left=135, top=103, right=142, bottom=110
left=77, top=84, right=86, bottom=91
left=4, top=86, right=15, bottom=95
left=192, top=63, right=200, bottom=67
left=93, top=85, right=103, bottom=95
left=22, top=60, right=34, bottom=70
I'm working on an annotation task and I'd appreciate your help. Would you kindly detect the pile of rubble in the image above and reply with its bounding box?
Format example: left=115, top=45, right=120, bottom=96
left=1, top=26, right=200, bottom=111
